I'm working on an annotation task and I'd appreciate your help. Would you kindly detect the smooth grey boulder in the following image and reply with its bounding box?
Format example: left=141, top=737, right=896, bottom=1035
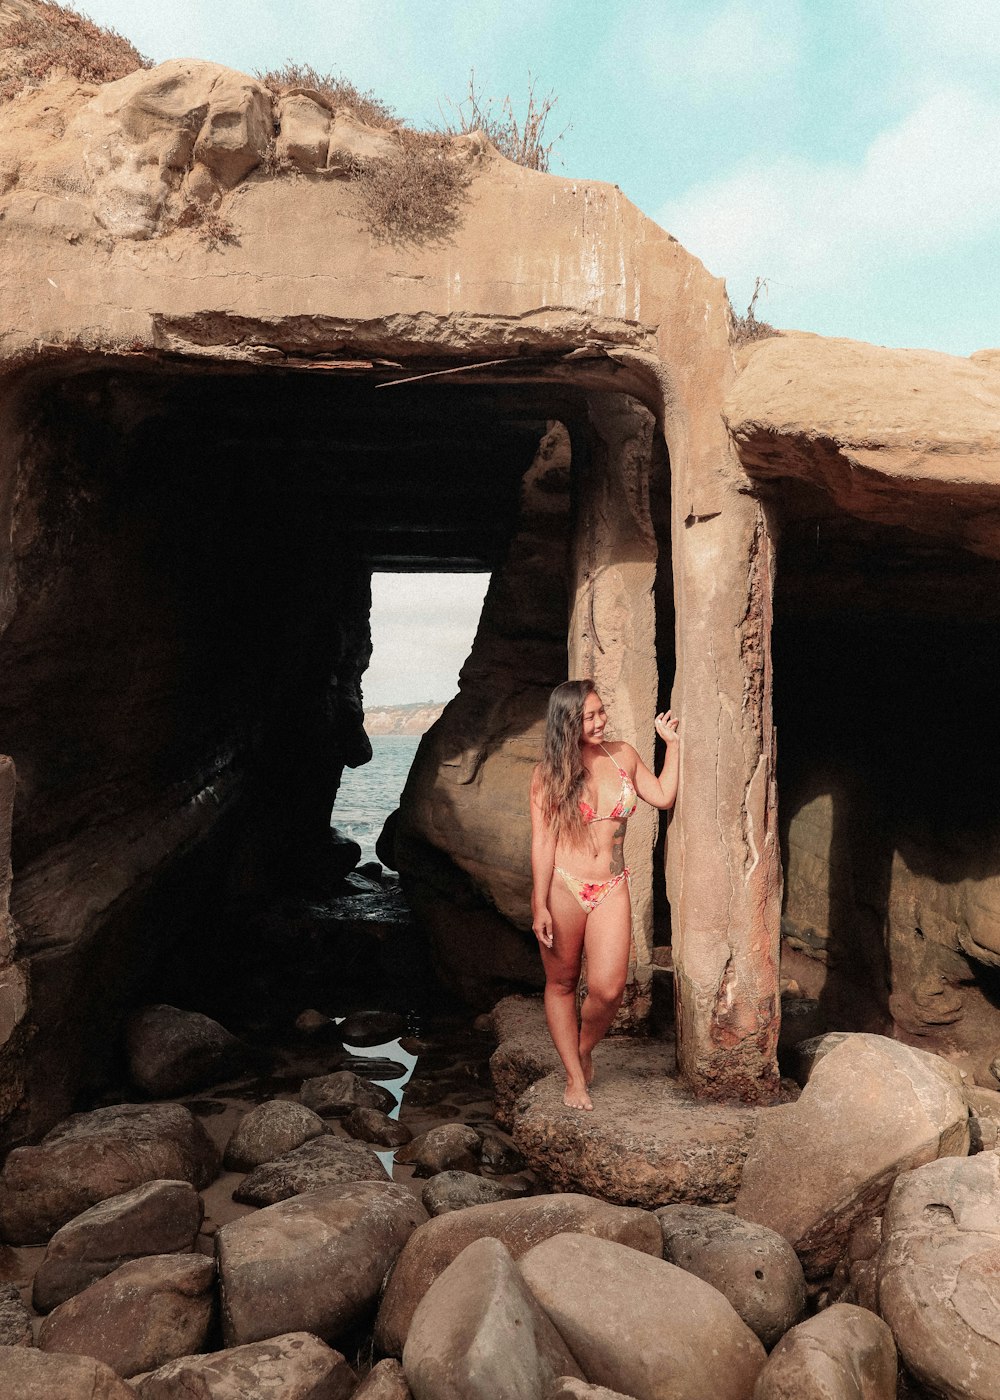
left=131, top=1331, right=358, bottom=1399
left=752, top=1303, right=896, bottom=1399
left=354, top=1358, right=413, bottom=1399
left=400, top=1123, right=482, bottom=1177
left=656, top=1204, right=806, bottom=1348
left=33, top=1178, right=203, bottom=1312
left=38, top=1253, right=215, bottom=1377
left=877, top=1152, right=1000, bottom=1399
left=520, top=1233, right=766, bottom=1400
left=403, top=1237, right=584, bottom=1400
left=0, top=1103, right=219, bottom=1245
left=422, top=1170, right=531, bottom=1216
left=223, top=1100, right=327, bottom=1171
left=126, top=1004, right=249, bottom=1096
left=375, top=1192, right=662, bottom=1356
left=217, top=1181, right=427, bottom=1347
left=301, top=1071, right=395, bottom=1116
left=233, top=1135, right=390, bottom=1205
left=344, top=1107, right=412, bottom=1148
left=736, top=1034, right=969, bottom=1278
left=0, top=1282, right=32, bottom=1346
left=0, top=1347, right=135, bottom=1398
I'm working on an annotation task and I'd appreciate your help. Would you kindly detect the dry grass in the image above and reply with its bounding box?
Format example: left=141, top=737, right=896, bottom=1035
left=349, top=130, right=472, bottom=246
left=730, top=278, right=781, bottom=347
left=440, top=72, right=567, bottom=173
left=0, top=0, right=150, bottom=103
left=256, top=62, right=397, bottom=129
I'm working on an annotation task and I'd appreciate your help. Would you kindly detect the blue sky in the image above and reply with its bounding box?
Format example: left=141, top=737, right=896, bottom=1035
left=72, top=1, right=1000, bottom=704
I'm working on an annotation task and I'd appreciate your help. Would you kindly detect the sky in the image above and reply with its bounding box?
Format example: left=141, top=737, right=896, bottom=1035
left=71, top=0, right=1000, bottom=703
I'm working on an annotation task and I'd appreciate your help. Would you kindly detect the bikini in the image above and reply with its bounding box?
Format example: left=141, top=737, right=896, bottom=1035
left=555, top=745, right=638, bottom=913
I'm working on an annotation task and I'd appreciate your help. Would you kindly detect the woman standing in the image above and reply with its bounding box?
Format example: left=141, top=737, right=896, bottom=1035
left=530, top=680, right=679, bottom=1110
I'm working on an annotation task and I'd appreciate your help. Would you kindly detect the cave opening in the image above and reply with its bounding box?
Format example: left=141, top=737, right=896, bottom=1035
left=2, top=348, right=675, bottom=1136
left=772, top=489, right=1000, bottom=1084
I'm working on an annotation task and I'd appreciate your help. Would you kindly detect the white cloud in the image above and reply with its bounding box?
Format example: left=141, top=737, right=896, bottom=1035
left=657, top=87, right=1000, bottom=323
left=364, top=572, right=490, bottom=705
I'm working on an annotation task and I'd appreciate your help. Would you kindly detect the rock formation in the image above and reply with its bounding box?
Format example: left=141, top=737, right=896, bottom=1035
left=0, top=4, right=998, bottom=1144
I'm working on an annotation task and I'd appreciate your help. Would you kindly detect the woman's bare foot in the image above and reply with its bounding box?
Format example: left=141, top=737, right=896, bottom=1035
left=563, top=1077, right=593, bottom=1111
left=580, top=1048, right=594, bottom=1086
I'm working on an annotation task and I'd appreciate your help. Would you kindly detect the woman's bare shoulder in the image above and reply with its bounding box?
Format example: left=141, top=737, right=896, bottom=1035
left=607, top=739, right=638, bottom=768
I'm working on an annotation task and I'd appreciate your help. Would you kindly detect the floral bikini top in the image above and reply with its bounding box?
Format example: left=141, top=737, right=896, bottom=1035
left=579, top=744, right=638, bottom=824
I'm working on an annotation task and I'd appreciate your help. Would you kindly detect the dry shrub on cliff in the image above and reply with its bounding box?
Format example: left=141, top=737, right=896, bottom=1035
left=441, top=72, right=566, bottom=173
left=350, top=131, right=472, bottom=246
left=256, top=61, right=397, bottom=129
left=0, top=0, right=149, bottom=103
left=730, top=278, right=780, bottom=347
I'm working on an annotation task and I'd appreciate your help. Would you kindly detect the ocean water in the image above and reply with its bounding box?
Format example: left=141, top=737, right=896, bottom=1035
left=331, top=734, right=422, bottom=863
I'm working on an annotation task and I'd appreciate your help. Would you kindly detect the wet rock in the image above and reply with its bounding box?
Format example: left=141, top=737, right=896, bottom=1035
left=0, top=1103, right=219, bottom=1245
left=375, top=1192, right=662, bottom=1356
left=403, top=1237, right=584, bottom=1400
left=521, top=1233, right=765, bottom=1400
left=513, top=1039, right=759, bottom=1207
left=404, top=1123, right=482, bottom=1177
left=0, top=1282, right=32, bottom=1346
left=38, top=1254, right=215, bottom=1377
left=422, top=1170, right=531, bottom=1216
left=547, top=1383, right=638, bottom=1400
left=354, top=1357, right=412, bottom=1399
left=479, top=1131, right=526, bottom=1176
left=736, top=1034, right=969, bottom=1278
left=233, top=1135, right=390, bottom=1205
left=223, top=1100, right=327, bottom=1171
left=301, top=1070, right=396, bottom=1116
left=132, top=1330, right=357, bottom=1398
left=126, top=1004, right=249, bottom=1097
left=33, top=1178, right=203, bottom=1312
left=877, top=1152, right=1000, bottom=1399
left=753, top=1304, right=896, bottom=1400
left=655, top=1205, right=806, bottom=1349
left=294, top=1009, right=339, bottom=1038
left=340, top=1009, right=406, bottom=1046
left=0, top=1347, right=135, bottom=1398
left=217, top=1181, right=427, bottom=1347
left=344, top=1107, right=412, bottom=1147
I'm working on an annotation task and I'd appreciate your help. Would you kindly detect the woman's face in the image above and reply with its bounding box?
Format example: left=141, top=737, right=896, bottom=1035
left=580, top=691, right=607, bottom=746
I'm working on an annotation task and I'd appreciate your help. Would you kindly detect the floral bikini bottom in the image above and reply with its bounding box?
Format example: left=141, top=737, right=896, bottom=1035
left=555, top=866, right=631, bottom=913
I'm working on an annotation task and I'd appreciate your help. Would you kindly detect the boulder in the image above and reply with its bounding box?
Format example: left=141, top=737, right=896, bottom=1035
left=965, top=1085, right=1000, bottom=1154
left=403, top=1237, right=584, bottom=1400
left=301, top=1071, right=395, bottom=1117
left=38, top=1253, right=215, bottom=1377
left=33, top=1178, right=203, bottom=1312
left=375, top=1192, right=662, bottom=1356
left=547, top=1383, right=638, bottom=1400
left=479, top=1131, right=526, bottom=1176
left=354, top=1358, right=412, bottom=1400
left=340, top=1010, right=407, bottom=1046
left=0, top=1347, right=135, bottom=1399
left=223, top=1101, right=327, bottom=1171
left=403, top=1123, right=482, bottom=1177
left=735, top=1034, right=969, bottom=1278
left=656, top=1205, right=806, bottom=1349
left=489, top=997, right=562, bottom=1129
left=344, top=1107, right=412, bottom=1148
left=829, top=1218, right=883, bottom=1314
left=217, top=1181, right=427, bottom=1346
left=0, top=1282, right=32, bottom=1346
left=519, top=1233, right=766, bottom=1400
left=422, top=1171, right=531, bottom=1217
left=752, top=1304, right=896, bottom=1400
left=0, top=1103, right=220, bottom=1245
left=125, top=1004, right=249, bottom=1097
left=131, top=1331, right=357, bottom=1399
left=275, top=93, right=330, bottom=174
left=233, top=1135, right=390, bottom=1206
left=877, top=1152, right=1000, bottom=1399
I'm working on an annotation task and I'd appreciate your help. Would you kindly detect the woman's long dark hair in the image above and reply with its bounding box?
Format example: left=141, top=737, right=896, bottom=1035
left=534, top=678, right=597, bottom=845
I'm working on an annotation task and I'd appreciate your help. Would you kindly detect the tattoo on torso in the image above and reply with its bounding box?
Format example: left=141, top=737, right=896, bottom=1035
left=610, top=820, right=626, bottom=875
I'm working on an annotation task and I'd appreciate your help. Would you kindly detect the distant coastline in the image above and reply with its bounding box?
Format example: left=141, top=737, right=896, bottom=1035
left=364, top=701, right=447, bottom=736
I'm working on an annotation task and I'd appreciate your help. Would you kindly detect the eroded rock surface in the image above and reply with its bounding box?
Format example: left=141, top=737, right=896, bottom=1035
left=132, top=1331, right=358, bottom=1399
left=0, top=1282, right=32, bottom=1346
left=126, top=1004, right=249, bottom=1096
left=0, top=1103, right=219, bottom=1244
left=223, top=1100, right=327, bottom=1171
left=0, top=1346, right=135, bottom=1399
left=301, top=1071, right=396, bottom=1117
left=752, top=1303, right=896, bottom=1400
left=422, top=1170, right=530, bottom=1216
left=232, top=1135, right=390, bottom=1205
left=735, top=1034, right=969, bottom=1277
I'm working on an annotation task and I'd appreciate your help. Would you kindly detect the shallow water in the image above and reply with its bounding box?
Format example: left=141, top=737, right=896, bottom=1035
left=332, top=735, right=421, bottom=863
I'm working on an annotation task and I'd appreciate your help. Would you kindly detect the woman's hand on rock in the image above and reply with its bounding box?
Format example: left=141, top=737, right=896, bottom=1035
left=533, top=908, right=553, bottom=950
left=654, top=709, right=679, bottom=744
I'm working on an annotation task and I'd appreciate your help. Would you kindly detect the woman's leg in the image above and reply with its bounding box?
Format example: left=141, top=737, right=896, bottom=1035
left=542, top=876, right=591, bottom=1110
left=578, top=881, right=631, bottom=1082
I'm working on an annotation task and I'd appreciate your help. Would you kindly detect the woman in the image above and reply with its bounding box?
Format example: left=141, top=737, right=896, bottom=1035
left=530, top=680, right=679, bottom=1110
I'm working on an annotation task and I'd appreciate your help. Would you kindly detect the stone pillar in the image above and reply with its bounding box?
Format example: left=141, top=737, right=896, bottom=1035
left=568, top=393, right=660, bottom=1026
